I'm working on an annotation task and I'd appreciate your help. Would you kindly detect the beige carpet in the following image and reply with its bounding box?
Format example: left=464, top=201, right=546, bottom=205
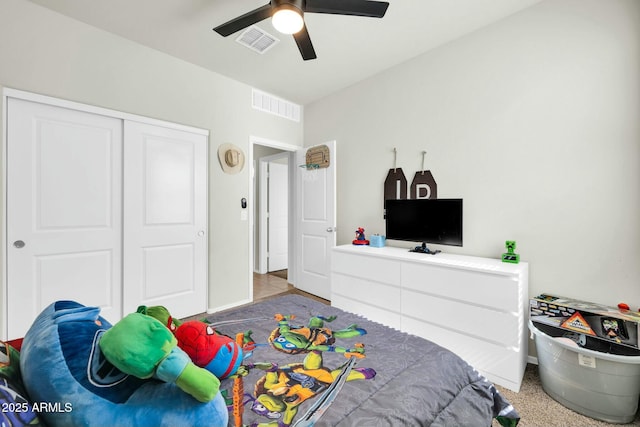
left=492, top=364, right=640, bottom=427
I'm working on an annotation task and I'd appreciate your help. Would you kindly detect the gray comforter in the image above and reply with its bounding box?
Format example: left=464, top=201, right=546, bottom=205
left=209, top=294, right=519, bottom=427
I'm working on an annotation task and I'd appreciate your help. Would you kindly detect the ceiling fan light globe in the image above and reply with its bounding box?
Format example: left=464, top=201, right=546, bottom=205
left=272, top=7, right=304, bottom=34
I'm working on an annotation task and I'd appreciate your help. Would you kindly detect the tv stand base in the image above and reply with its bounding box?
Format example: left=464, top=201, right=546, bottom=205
left=409, top=242, right=440, bottom=255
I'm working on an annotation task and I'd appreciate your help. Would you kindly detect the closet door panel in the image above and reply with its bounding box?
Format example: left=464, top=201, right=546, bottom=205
left=123, top=121, right=207, bottom=318
left=6, top=98, right=122, bottom=339
left=144, top=137, right=194, bottom=224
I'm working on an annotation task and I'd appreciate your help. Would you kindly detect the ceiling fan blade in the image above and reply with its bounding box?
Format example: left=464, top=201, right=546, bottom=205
left=293, top=25, right=317, bottom=61
left=213, top=4, right=273, bottom=37
left=304, top=0, right=389, bottom=18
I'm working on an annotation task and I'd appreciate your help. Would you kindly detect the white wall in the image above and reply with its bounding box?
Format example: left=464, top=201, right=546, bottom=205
left=305, top=0, right=640, bottom=316
left=0, top=0, right=303, bottom=329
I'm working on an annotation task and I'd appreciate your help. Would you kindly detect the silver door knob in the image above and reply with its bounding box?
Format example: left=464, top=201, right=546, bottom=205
left=13, top=240, right=25, bottom=248
left=326, top=227, right=336, bottom=232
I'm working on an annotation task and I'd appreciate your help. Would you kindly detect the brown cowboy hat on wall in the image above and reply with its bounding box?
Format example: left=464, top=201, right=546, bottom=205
left=218, top=143, right=245, bottom=174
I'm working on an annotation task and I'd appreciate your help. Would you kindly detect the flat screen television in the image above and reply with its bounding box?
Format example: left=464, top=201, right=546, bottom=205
left=384, top=198, right=463, bottom=246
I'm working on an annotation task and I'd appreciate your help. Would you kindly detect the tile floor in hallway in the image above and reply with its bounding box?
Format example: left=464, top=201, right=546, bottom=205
left=182, top=271, right=328, bottom=322
left=253, top=271, right=329, bottom=305
left=253, top=271, right=292, bottom=301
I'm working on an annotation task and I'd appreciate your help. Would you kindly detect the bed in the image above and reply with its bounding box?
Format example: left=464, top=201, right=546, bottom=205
left=210, top=294, right=520, bottom=427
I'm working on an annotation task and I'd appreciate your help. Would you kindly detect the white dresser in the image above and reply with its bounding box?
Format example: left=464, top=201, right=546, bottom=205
left=331, top=244, right=528, bottom=392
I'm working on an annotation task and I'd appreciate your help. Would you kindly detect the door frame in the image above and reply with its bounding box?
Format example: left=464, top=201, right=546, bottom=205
left=248, top=136, right=300, bottom=301
left=258, top=151, right=290, bottom=274
left=1, top=87, right=209, bottom=340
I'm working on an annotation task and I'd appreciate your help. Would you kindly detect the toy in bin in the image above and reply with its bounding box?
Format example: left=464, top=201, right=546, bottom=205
left=530, top=293, right=640, bottom=350
left=602, top=317, right=628, bottom=343
left=352, top=227, right=370, bottom=245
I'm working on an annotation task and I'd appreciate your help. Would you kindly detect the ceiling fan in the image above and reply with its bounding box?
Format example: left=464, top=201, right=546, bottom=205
left=213, top=0, right=390, bottom=61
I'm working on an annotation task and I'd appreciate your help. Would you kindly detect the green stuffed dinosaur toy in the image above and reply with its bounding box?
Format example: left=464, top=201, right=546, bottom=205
left=99, top=312, right=220, bottom=402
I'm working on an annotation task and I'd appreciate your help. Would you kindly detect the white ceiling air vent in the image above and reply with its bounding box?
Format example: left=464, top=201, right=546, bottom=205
left=236, top=26, right=279, bottom=54
left=252, top=89, right=301, bottom=122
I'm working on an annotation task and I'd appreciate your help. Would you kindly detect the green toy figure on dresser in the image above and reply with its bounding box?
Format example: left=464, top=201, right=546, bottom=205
left=502, top=240, right=520, bottom=263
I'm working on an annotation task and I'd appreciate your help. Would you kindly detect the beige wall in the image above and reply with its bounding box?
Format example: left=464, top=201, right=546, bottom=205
left=305, top=0, right=640, bottom=326
left=0, top=0, right=303, bottom=331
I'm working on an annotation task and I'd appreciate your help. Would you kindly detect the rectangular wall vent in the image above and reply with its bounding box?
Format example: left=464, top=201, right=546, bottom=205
left=236, top=26, right=279, bottom=54
left=252, top=89, right=301, bottom=122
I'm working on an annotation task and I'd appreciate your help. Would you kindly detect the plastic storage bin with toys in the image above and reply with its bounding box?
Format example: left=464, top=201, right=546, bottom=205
left=529, top=294, right=640, bottom=424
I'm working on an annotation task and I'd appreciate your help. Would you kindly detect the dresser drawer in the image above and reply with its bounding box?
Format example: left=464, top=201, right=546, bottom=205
left=401, top=262, right=521, bottom=311
left=401, top=288, right=520, bottom=347
left=332, top=251, right=400, bottom=286
left=332, top=272, right=401, bottom=313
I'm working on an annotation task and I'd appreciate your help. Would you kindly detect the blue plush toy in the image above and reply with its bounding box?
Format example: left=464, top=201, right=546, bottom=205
left=19, top=301, right=228, bottom=427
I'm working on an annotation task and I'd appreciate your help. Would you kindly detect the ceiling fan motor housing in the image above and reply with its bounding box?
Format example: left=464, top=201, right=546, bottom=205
left=271, top=0, right=305, bottom=34
left=273, top=0, right=305, bottom=14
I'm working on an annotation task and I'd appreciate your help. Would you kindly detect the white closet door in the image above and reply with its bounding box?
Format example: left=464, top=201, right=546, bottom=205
left=6, top=98, right=123, bottom=339
left=122, top=121, right=208, bottom=319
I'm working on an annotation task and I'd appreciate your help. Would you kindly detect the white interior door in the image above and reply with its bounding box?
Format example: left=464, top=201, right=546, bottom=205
left=6, top=98, right=123, bottom=339
left=122, top=121, right=208, bottom=319
left=295, top=141, right=336, bottom=300
left=268, top=160, right=288, bottom=272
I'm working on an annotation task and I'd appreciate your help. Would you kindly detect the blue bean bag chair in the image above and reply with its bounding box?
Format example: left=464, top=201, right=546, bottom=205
left=19, top=301, right=228, bottom=427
